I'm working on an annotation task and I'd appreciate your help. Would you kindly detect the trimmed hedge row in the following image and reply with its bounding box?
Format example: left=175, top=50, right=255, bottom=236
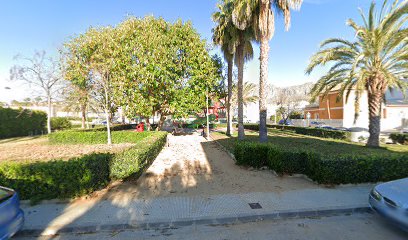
left=243, top=124, right=350, bottom=140
left=79, top=124, right=136, bottom=132
left=390, top=133, right=408, bottom=145
left=0, top=131, right=168, bottom=202
left=48, top=130, right=153, bottom=144
left=0, top=107, right=47, bottom=139
left=234, top=141, right=408, bottom=184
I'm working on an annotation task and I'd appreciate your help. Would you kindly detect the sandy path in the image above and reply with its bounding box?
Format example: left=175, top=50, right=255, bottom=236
left=96, top=133, right=319, bottom=204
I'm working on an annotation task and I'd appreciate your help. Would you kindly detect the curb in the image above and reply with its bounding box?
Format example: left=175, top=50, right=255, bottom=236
left=17, top=205, right=371, bottom=237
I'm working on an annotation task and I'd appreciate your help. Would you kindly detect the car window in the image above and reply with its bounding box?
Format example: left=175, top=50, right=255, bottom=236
left=0, top=188, right=13, bottom=203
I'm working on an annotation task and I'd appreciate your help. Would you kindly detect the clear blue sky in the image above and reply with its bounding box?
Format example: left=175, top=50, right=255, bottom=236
left=0, top=0, right=373, bottom=102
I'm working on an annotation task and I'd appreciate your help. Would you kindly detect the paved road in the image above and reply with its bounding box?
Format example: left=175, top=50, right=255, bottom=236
left=15, top=213, right=407, bottom=240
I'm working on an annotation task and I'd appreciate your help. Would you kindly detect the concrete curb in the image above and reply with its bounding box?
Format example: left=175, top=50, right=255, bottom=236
left=16, top=205, right=371, bottom=237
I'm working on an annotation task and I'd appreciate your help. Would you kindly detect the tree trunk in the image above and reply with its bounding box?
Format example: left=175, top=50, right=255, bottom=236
left=81, top=104, right=86, bottom=129
left=366, top=89, right=382, bottom=147
left=237, top=39, right=245, bottom=140
left=157, top=113, right=166, bottom=131
left=104, top=87, right=112, bottom=145
left=47, top=95, right=52, bottom=134
left=145, top=117, right=151, bottom=131
left=226, top=57, right=233, bottom=136
left=259, top=35, right=269, bottom=143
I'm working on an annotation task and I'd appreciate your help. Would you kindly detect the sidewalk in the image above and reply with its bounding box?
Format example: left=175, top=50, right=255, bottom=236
left=19, top=185, right=373, bottom=236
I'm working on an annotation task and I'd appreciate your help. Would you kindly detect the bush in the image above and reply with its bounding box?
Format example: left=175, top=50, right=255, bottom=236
left=0, top=131, right=168, bottom=202
left=390, top=133, right=408, bottom=145
left=49, top=129, right=152, bottom=144
left=234, top=141, right=408, bottom=184
left=51, top=117, right=72, bottom=130
left=80, top=124, right=136, bottom=132
left=0, top=153, right=111, bottom=202
left=0, top=107, right=47, bottom=139
left=110, top=132, right=167, bottom=179
left=243, top=124, right=350, bottom=140
left=293, top=127, right=350, bottom=140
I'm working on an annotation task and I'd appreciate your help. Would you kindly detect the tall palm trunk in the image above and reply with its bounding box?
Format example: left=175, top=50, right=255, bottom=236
left=258, top=1, right=270, bottom=143
left=259, top=37, right=269, bottom=143
left=226, top=57, right=233, bottom=136
left=366, top=82, right=383, bottom=148
left=237, top=37, right=245, bottom=140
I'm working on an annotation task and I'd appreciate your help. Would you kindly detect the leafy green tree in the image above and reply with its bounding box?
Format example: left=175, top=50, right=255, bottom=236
left=62, top=34, right=93, bottom=129
left=114, top=17, right=222, bottom=130
left=306, top=0, right=408, bottom=147
left=232, top=0, right=303, bottom=142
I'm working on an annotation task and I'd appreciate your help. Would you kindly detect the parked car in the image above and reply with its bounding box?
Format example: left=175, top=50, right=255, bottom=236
left=278, top=119, right=294, bottom=126
left=369, top=178, right=408, bottom=232
left=0, top=186, right=24, bottom=239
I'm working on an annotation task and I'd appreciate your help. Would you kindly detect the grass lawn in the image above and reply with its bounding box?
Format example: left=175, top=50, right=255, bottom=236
left=212, top=128, right=408, bottom=157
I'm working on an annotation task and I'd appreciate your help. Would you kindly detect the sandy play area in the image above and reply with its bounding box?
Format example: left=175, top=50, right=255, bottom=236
left=0, top=136, right=133, bottom=162
left=93, top=133, right=320, bottom=203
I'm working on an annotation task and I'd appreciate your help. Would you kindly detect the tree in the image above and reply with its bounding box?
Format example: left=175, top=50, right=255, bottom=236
left=62, top=33, right=93, bottom=129
left=10, top=51, right=65, bottom=134
left=212, top=0, right=239, bottom=136
left=306, top=0, right=408, bottom=147
left=114, top=17, right=222, bottom=130
left=232, top=0, right=303, bottom=142
left=230, top=82, right=259, bottom=110
left=273, top=86, right=307, bottom=122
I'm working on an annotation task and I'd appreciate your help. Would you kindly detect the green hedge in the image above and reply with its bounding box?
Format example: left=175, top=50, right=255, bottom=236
left=48, top=130, right=152, bottom=144
left=51, top=117, right=72, bottom=130
left=0, top=107, right=47, bottom=139
left=243, top=124, right=350, bottom=140
left=0, top=131, right=168, bottom=202
left=234, top=141, right=408, bottom=184
left=390, top=133, right=408, bottom=145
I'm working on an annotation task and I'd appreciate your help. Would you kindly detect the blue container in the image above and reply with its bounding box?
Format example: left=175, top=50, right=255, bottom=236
left=0, top=187, right=24, bottom=240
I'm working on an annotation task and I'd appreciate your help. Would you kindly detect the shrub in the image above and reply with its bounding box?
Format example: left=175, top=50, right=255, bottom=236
left=110, top=131, right=167, bottom=179
left=0, top=107, right=47, bottom=139
left=0, top=131, right=168, bottom=202
left=49, top=130, right=152, bottom=144
left=243, top=124, right=350, bottom=140
left=234, top=141, right=408, bottom=184
left=0, top=153, right=111, bottom=202
left=293, top=127, right=350, bottom=140
left=51, top=117, right=72, bottom=130
left=390, top=133, right=408, bottom=145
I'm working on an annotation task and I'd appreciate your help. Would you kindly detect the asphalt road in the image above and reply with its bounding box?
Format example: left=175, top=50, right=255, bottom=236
left=15, top=213, right=408, bottom=240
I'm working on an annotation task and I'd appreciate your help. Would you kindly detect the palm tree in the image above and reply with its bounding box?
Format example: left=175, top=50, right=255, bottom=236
left=306, top=0, right=408, bottom=147
left=212, top=0, right=239, bottom=136
left=213, top=0, right=254, bottom=140
left=232, top=0, right=303, bottom=142
left=231, top=82, right=259, bottom=109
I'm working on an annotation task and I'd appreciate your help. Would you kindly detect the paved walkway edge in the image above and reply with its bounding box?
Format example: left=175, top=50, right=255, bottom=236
left=17, top=205, right=371, bottom=237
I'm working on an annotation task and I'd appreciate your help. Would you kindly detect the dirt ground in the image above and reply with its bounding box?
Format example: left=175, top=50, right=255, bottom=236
left=0, top=136, right=134, bottom=162
left=91, top=133, right=320, bottom=203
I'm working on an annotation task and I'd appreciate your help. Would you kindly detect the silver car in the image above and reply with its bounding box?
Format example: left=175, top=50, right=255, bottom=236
left=369, top=178, right=408, bottom=232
